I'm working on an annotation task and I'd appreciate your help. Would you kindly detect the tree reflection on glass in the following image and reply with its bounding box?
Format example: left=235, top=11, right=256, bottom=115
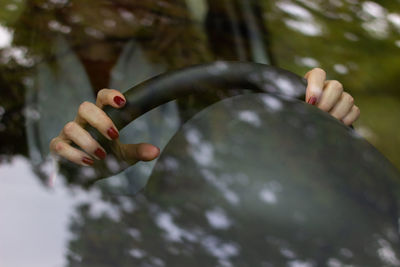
left=263, top=0, right=400, bottom=168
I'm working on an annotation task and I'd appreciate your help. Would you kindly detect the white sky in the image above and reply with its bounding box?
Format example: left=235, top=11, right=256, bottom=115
left=0, top=156, right=117, bottom=267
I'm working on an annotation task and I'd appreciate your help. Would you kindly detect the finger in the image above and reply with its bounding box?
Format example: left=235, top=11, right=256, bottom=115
left=304, top=68, right=326, bottom=105
left=60, top=121, right=107, bottom=160
left=317, top=80, right=343, bottom=112
left=118, top=143, right=160, bottom=164
left=329, top=92, right=354, bottom=120
left=342, top=105, right=360, bottom=126
left=75, top=101, right=119, bottom=140
left=96, top=88, right=126, bottom=109
left=50, top=137, right=94, bottom=166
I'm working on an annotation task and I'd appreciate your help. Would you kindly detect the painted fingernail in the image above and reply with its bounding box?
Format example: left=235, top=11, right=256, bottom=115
left=308, top=96, right=317, bottom=105
left=82, top=157, right=94, bottom=166
left=95, top=148, right=106, bottom=159
left=107, top=127, right=119, bottom=139
left=114, top=96, right=125, bottom=107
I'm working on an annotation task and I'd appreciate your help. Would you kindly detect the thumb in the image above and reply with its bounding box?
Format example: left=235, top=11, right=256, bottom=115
left=119, top=143, right=160, bottom=164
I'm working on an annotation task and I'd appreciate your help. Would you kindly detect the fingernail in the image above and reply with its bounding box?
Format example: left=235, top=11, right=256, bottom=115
left=308, top=96, right=317, bottom=105
left=82, top=157, right=94, bottom=165
left=95, top=148, right=106, bottom=159
left=114, top=96, right=125, bottom=107
left=107, top=127, right=119, bottom=139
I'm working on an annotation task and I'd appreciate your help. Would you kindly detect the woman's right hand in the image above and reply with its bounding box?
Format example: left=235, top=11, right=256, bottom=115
left=50, top=89, right=160, bottom=166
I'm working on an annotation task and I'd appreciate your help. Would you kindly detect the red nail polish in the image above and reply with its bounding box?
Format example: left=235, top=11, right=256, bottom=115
left=82, top=157, right=94, bottom=165
left=308, top=96, right=317, bottom=105
left=95, top=148, right=106, bottom=159
left=114, top=96, right=125, bottom=107
left=107, top=127, right=119, bottom=139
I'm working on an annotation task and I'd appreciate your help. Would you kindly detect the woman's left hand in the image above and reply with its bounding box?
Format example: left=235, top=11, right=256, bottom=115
left=304, top=68, right=360, bottom=126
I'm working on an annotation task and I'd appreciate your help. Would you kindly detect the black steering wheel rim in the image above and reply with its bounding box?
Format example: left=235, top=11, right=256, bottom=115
left=84, top=61, right=308, bottom=179
left=102, top=61, right=307, bottom=132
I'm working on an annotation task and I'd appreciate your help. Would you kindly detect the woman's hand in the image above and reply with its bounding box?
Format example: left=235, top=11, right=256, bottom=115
left=50, top=89, right=160, bottom=166
left=304, top=68, right=360, bottom=126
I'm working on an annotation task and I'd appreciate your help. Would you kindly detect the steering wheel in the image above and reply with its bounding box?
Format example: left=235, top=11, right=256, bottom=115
left=88, top=61, right=307, bottom=150
left=83, top=61, right=310, bottom=179
left=104, top=61, right=306, bottom=129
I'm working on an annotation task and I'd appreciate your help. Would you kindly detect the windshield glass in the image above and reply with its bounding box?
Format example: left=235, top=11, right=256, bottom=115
left=142, top=93, right=400, bottom=266
left=1, top=1, right=400, bottom=266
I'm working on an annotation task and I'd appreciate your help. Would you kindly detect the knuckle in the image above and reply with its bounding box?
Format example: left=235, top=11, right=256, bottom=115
left=354, top=106, right=360, bottom=115
left=330, top=80, right=343, bottom=90
left=342, top=92, right=353, bottom=102
left=63, top=121, right=76, bottom=135
left=50, top=138, right=58, bottom=151
left=97, top=88, right=108, bottom=99
left=313, top=67, right=326, bottom=75
left=78, top=101, right=92, bottom=114
left=54, top=142, right=64, bottom=152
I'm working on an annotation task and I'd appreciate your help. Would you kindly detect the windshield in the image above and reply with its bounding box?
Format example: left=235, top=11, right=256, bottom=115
left=142, top=93, right=400, bottom=266
left=1, top=1, right=400, bottom=267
